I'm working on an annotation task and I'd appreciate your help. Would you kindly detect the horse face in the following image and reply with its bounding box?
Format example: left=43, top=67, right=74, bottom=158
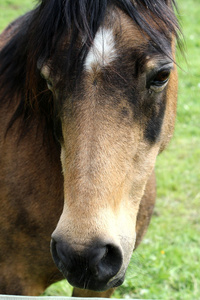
left=41, top=9, right=178, bottom=292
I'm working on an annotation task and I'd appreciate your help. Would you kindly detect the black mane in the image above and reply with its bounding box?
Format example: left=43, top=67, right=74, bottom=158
left=0, top=0, right=181, bottom=136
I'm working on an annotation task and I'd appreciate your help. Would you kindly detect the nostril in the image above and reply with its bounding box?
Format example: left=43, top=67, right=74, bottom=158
left=107, top=244, right=122, bottom=266
left=89, top=246, right=107, bottom=276
left=89, top=243, right=123, bottom=281
left=50, top=238, right=60, bottom=267
left=50, top=237, right=67, bottom=274
left=50, top=238, right=57, bottom=259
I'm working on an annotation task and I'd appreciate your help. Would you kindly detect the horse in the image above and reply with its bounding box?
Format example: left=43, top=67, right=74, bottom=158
left=0, top=0, right=180, bottom=297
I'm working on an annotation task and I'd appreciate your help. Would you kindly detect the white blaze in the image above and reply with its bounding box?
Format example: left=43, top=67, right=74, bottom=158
left=84, top=28, right=117, bottom=71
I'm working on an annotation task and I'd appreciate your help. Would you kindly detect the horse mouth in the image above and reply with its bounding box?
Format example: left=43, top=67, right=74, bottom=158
left=53, top=257, right=125, bottom=291
left=59, top=264, right=125, bottom=291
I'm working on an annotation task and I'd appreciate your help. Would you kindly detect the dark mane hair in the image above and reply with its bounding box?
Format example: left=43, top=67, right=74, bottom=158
left=0, top=0, right=181, bottom=137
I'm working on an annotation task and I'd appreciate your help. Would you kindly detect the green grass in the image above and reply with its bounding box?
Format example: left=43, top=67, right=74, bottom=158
left=0, top=0, right=34, bottom=30
left=1, top=1, right=200, bottom=299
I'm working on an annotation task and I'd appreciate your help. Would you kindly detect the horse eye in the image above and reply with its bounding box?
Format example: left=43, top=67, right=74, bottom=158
left=153, top=70, right=171, bottom=86
left=149, top=69, right=171, bottom=93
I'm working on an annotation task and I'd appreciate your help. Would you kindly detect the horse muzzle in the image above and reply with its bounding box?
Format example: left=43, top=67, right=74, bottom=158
left=50, top=237, right=124, bottom=291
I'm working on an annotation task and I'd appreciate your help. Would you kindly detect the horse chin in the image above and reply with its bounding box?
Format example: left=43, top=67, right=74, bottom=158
left=62, top=267, right=126, bottom=292
left=55, top=260, right=126, bottom=292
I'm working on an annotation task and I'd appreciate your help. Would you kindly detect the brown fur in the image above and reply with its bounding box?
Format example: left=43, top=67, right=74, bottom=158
left=0, top=3, right=178, bottom=297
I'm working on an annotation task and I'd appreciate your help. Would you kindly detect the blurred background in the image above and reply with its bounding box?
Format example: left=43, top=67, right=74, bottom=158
left=0, top=0, right=199, bottom=299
